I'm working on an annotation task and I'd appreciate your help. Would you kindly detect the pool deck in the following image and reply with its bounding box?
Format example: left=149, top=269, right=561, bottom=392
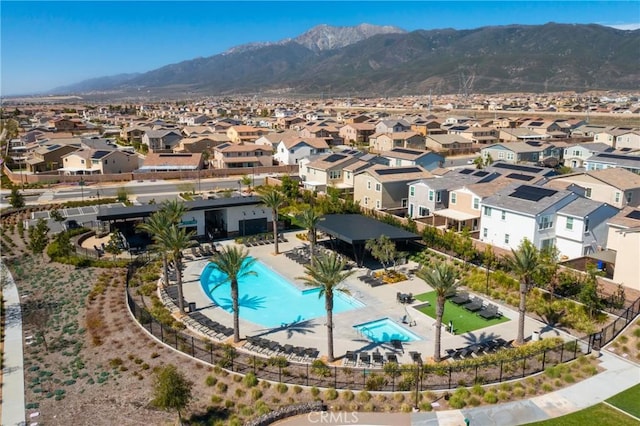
left=179, top=231, right=572, bottom=365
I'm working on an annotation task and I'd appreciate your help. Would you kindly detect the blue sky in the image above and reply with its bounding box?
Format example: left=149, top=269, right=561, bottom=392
left=2, top=1, right=639, bottom=96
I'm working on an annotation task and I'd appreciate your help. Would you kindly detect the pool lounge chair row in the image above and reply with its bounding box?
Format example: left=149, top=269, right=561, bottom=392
left=243, top=235, right=287, bottom=247
left=186, top=312, right=234, bottom=340
left=445, top=338, right=512, bottom=360
left=358, top=270, right=385, bottom=287
left=448, top=291, right=503, bottom=320
left=244, top=336, right=319, bottom=362
left=344, top=350, right=393, bottom=367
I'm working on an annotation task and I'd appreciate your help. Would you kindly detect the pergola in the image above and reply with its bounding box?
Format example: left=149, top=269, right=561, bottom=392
left=316, top=214, right=421, bottom=266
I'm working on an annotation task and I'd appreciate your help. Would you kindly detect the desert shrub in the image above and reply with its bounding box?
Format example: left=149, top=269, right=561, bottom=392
left=232, top=375, right=242, bottom=383
left=497, top=391, right=509, bottom=401
left=448, top=395, right=466, bottom=409
left=234, top=389, right=245, bottom=398
left=542, top=383, right=553, bottom=392
left=250, top=388, right=263, bottom=401
left=324, top=388, right=338, bottom=400
left=260, top=380, right=271, bottom=389
left=357, top=390, right=371, bottom=403
left=310, top=386, right=320, bottom=397
left=563, top=373, right=575, bottom=383
left=471, top=383, right=484, bottom=396
left=310, top=360, right=331, bottom=377
left=342, top=390, right=355, bottom=401
left=211, top=395, right=223, bottom=404
left=483, top=392, right=498, bottom=404
left=205, top=376, right=217, bottom=387
left=267, top=356, right=289, bottom=368
left=400, top=403, right=413, bottom=413
left=243, top=372, right=258, bottom=388
left=365, top=373, right=387, bottom=391
left=468, top=396, right=482, bottom=406
left=419, top=402, right=433, bottom=411
left=276, top=383, right=288, bottom=394
left=513, top=387, right=526, bottom=397
left=216, top=382, right=227, bottom=393
left=292, top=385, right=302, bottom=394
left=393, top=393, right=405, bottom=403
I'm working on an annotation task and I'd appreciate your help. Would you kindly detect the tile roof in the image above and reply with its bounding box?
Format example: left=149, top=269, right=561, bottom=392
left=586, top=167, right=640, bottom=190
left=608, top=206, right=640, bottom=229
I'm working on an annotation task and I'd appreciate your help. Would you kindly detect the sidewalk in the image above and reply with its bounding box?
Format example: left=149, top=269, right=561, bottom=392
left=1, top=261, right=26, bottom=426
left=275, top=351, right=640, bottom=425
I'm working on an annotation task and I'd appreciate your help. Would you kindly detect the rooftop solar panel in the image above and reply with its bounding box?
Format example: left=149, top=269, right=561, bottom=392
left=92, top=150, right=110, bottom=159
left=324, top=154, right=347, bottom=163
left=391, top=147, right=423, bottom=155
left=506, top=173, right=535, bottom=181
left=509, top=185, right=557, bottom=202
left=625, top=210, right=640, bottom=220
left=376, top=167, right=422, bottom=175
left=597, top=153, right=640, bottom=161
left=492, top=162, right=543, bottom=174
left=473, top=171, right=490, bottom=177
left=459, top=169, right=474, bottom=175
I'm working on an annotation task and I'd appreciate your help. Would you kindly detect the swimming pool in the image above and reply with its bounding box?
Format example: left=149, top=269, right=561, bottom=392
left=200, top=259, right=365, bottom=328
left=353, top=318, right=421, bottom=342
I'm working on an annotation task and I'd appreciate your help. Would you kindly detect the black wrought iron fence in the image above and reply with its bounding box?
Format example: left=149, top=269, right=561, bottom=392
left=589, top=295, right=640, bottom=350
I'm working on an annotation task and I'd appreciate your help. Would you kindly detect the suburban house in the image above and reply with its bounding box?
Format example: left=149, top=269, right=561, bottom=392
left=606, top=207, right=640, bottom=291
left=571, top=124, right=613, bottom=138
left=354, top=165, right=432, bottom=211
left=458, top=127, right=500, bottom=145
left=486, top=162, right=557, bottom=182
left=424, top=134, right=474, bottom=153
left=338, top=123, right=376, bottom=145
left=584, top=152, right=640, bottom=174
left=614, top=129, right=640, bottom=150
left=139, top=152, right=204, bottom=172
left=273, top=135, right=330, bottom=165
left=60, top=149, right=139, bottom=175
left=375, top=119, right=411, bottom=134
left=212, top=142, right=272, bottom=169
left=561, top=142, right=612, bottom=168
left=226, top=125, right=268, bottom=143
left=176, top=135, right=230, bottom=154
left=25, top=143, right=80, bottom=173
left=546, top=168, right=640, bottom=209
left=411, top=119, right=446, bottom=136
left=120, top=125, right=149, bottom=143
left=254, top=130, right=298, bottom=150
left=554, top=198, right=619, bottom=259
left=141, top=129, right=183, bottom=152
left=298, top=152, right=363, bottom=192
left=481, top=142, right=559, bottom=165
left=499, top=128, right=551, bottom=142
left=407, top=168, right=499, bottom=219
left=369, top=132, right=425, bottom=152
left=299, top=121, right=343, bottom=145
left=275, top=116, right=306, bottom=130
left=480, top=184, right=579, bottom=252
left=379, top=148, right=444, bottom=171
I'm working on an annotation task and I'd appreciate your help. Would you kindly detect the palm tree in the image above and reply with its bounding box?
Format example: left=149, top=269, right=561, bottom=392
left=416, top=263, right=460, bottom=362
left=504, top=239, right=540, bottom=346
left=208, top=245, right=257, bottom=343
left=163, top=225, right=197, bottom=314
left=138, top=211, right=173, bottom=288
left=259, top=187, right=286, bottom=254
left=296, top=208, right=322, bottom=266
left=161, top=199, right=188, bottom=224
left=297, top=252, right=356, bottom=362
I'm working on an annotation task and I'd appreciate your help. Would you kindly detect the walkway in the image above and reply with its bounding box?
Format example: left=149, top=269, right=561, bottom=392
left=274, top=351, right=640, bottom=425
left=1, top=261, right=26, bottom=426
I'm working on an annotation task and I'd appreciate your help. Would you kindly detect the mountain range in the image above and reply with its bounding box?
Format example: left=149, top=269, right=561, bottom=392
left=51, top=23, right=640, bottom=97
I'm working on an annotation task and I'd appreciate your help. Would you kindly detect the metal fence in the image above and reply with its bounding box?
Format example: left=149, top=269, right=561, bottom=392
left=126, top=283, right=583, bottom=392
left=589, top=295, right=640, bottom=350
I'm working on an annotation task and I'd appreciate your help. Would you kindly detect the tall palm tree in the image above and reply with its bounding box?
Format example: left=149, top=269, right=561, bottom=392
left=208, top=245, right=257, bottom=343
left=259, top=187, right=286, bottom=254
left=138, top=211, right=173, bottom=288
left=504, top=239, right=540, bottom=346
left=163, top=225, right=197, bottom=314
left=416, top=263, right=460, bottom=362
left=161, top=199, right=188, bottom=224
left=297, top=252, right=356, bottom=362
left=296, top=208, right=322, bottom=266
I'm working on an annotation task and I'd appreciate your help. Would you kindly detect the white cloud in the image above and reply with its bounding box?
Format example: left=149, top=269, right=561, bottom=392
left=606, top=23, right=640, bottom=30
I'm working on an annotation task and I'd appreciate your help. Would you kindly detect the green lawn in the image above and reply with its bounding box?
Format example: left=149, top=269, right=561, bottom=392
left=606, top=383, right=640, bottom=418
left=413, top=291, right=509, bottom=334
left=524, top=403, right=638, bottom=426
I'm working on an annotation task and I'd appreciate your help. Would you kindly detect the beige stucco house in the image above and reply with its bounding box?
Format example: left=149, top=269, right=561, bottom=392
left=354, top=165, right=432, bottom=211
left=548, top=168, right=640, bottom=209
left=369, top=131, right=425, bottom=152
left=606, top=207, right=640, bottom=291
left=212, top=142, right=272, bottom=169
left=61, top=149, right=139, bottom=175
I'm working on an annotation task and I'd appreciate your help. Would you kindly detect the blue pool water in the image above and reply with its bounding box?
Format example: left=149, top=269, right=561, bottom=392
left=353, top=318, right=421, bottom=342
left=200, top=260, right=364, bottom=328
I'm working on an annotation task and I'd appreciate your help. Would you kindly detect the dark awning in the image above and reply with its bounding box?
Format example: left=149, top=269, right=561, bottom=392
left=317, top=214, right=420, bottom=245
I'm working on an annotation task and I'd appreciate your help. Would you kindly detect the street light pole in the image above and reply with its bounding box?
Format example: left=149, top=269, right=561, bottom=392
left=79, top=177, right=85, bottom=201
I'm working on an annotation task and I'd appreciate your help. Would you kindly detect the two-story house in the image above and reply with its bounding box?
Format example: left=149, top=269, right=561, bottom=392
left=411, top=119, right=445, bottom=137
left=424, top=134, right=474, bottom=153
left=61, top=149, right=139, bottom=175
left=546, top=168, right=640, bottom=208
left=298, top=152, right=363, bottom=192
left=355, top=165, right=432, bottom=211
left=584, top=152, right=640, bottom=175
left=554, top=198, right=619, bottom=259
left=226, top=125, right=268, bottom=144
left=459, top=127, right=500, bottom=145
left=375, top=119, right=411, bottom=134
left=25, top=142, right=80, bottom=173
left=212, top=142, right=272, bottom=169
left=369, top=132, right=425, bottom=152
left=499, top=128, right=551, bottom=142
left=338, top=123, right=376, bottom=145
left=480, top=185, right=579, bottom=252
left=273, top=136, right=330, bottom=165
left=606, top=207, right=640, bottom=291
left=379, top=148, right=444, bottom=171
left=561, top=142, right=611, bottom=169
left=142, top=129, right=183, bottom=152
left=481, top=142, right=558, bottom=165
left=614, top=129, right=640, bottom=150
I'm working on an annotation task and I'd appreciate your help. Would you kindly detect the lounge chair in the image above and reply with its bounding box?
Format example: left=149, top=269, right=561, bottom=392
left=464, top=297, right=484, bottom=312
left=478, top=304, right=501, bottom=319
left=450, top=291, right=470, bottom=305
left=358, top=352, right=371, bottom=367
left=372, top=351, right=384, bottom=366
left=305, top=348, right=319, bottom=361
left=409, top=351, right=423, bottom=364
left=390, top=339, right=404, bottom=353
left=344, top=351, right=357, bottom=366
left=386, top=352, right=398, bottom=364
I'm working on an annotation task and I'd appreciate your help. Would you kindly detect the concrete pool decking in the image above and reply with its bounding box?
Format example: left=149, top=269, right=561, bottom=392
left=179, top=231, right=569, bottom=364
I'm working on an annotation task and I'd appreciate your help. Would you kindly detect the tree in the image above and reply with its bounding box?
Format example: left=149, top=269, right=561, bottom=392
left=163, top=225, right=196, bottom=314
left=365, top=235, right=396, bottom=272
left=297, top=252, right=356, bottom=362
left=258, top=187, right=286, bottom=255
left=416, top=263, right=460, bottom=362
left=484, top=153, right=494, bottom=167
left=116, top=187, right=129, bottom=204
left=537, top=246, right=561, bottom=299
left=139, top=211, right=173, bottom=288
left=104, top=232, right=125, bottom=259
left=579, top=264, right=604, bottom=318
left=9, top=187, right=25, bottom=208
left=53, top=231, right=74, bottom=258
left=28, top=218, right=50, bottom=255
left=152, top=364, right=193, bottom=425
left=208, top=245, right=257, bottom=343
left=504, top=239, right=540, bottom=345
left=240, top=174, right=252, bottom=193
left=50, top=209, right=64, bottom=223
left=296, top=208, right=321, bottom=266
left=280, top=174, right=300, bottom=200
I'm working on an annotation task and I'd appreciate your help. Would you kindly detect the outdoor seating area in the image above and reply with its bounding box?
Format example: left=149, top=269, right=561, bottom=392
left=358, top=270, right=385, bottom=287
left=244, top=336, right=319, bottom=362
left=343, top=349, right=391, bottom=367
left=396, top=292, right=414, bottom=304
left=185, top=311, right=234, bottom=340
left=449, top=291, right=503, bottom=320
left=285, top=245, right=354, bottom=268
left=445, top=338, right=513, bottom=360
left=243, top=234, right=287, bottom=247
left=450, top=291, right=470, bottom=305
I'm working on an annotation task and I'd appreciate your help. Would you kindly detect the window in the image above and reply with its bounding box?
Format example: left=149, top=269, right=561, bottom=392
left=436, top=192, right=441, bottom=203
left=395, top=159, right=402, bottom=166
left=409, top=185, right=415, bottom=196
left=501, top=210, right=506, bottom=220
left=585, top=188, right=592, bottom=198
left=451, top=193, right=457, bottom=204
left=539, top=215, right=553, bottom=230
left=473, top=197, right=480, bottom=210
left=615, top=192, right=621, bottom=203
left=402, top=198, right=408, bottom=208
left=541, top=238, right=554, bottom=250
left=484, top=206, right=492, bottom=217
left=367, top=180, right=371, bottom=190
left=483, top=228, right=488, bottom=238
left=428, top=190, right=434, bottom=201
left=329, top=170, right=341, bottom=179
left=504, top=234, right=510, bottom=244
left=346, top=172, right=351, bottom=180
left=375, top=183, right=381, bottom=192
left=507, top=152, right=514, bottom=160
left=626, top=192, right=632, bottom=203
left=363, top=196, right=369, bottom=206
left=376, top=200, right=381, bottom=209
left=498, top=152, right=505, bottom=159
left=566, top=217, right=573, bottom=230
left=584, top=218, right=590, bottom=233
left=419, top=206, right=429, bottom=216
